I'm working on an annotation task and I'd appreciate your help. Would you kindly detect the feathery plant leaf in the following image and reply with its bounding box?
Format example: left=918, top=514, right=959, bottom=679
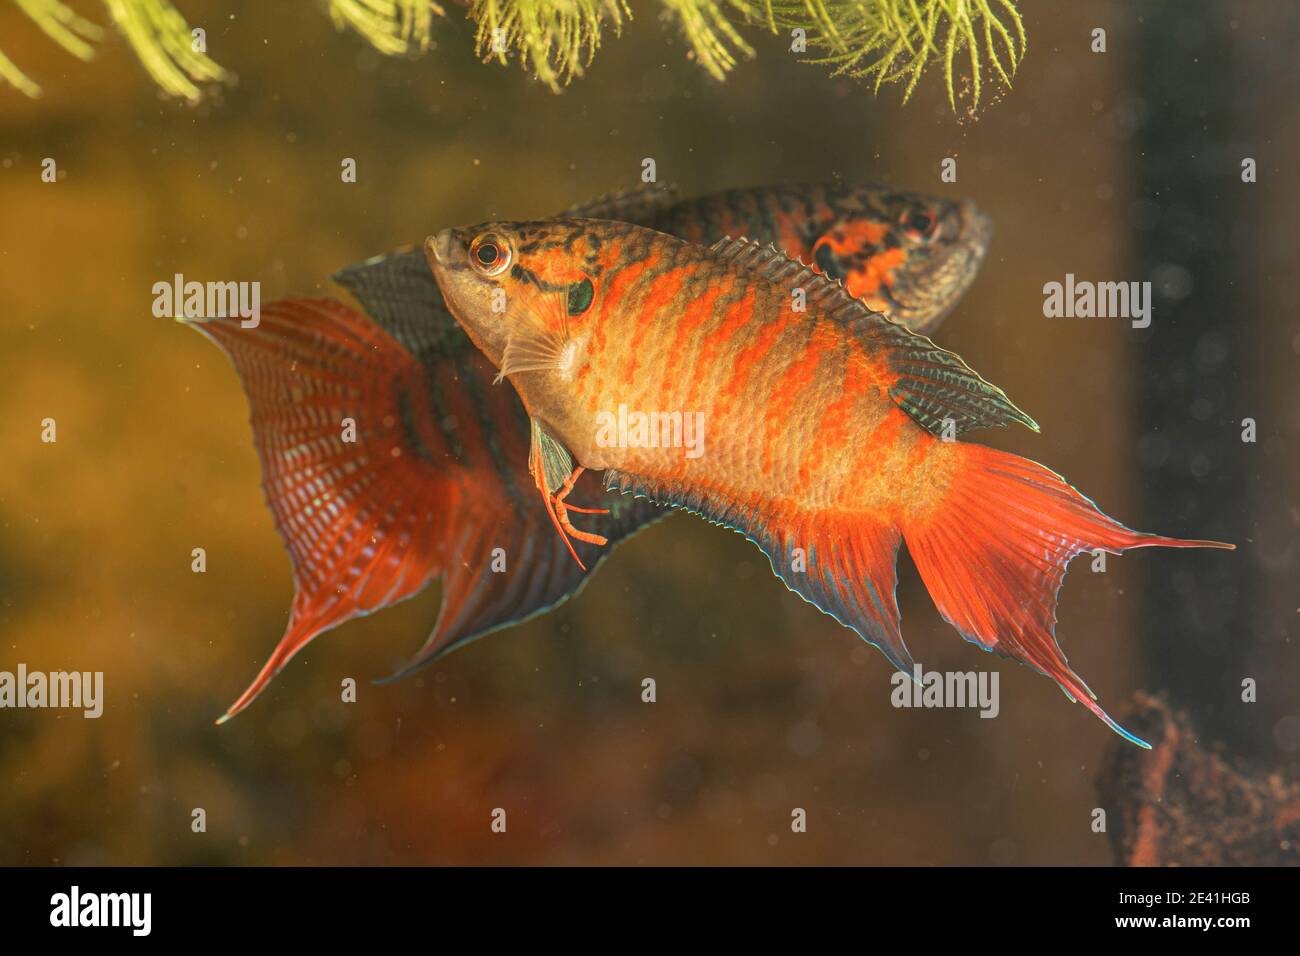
left=16, top=0, right=105, bottom=60
left=456, top=0, right=1023, bottom=113
left=102, top=0, right=229, bottom=102
left=467, top=0, right=628, bottom=92
left=2, top=0, right=105, bottom=96
left=0, top=47, right=45, bottom=97
left=756, top=0, right=1026, bottom=116
left=661, top=0, right=754, bottom=81
left=328, top=0, right=441, bottom=56
left=3, top=0, right=1025, bottom=117
left=3, top=0, right=228, bottom=101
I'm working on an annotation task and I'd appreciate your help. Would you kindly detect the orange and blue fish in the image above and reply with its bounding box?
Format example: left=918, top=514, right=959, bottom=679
left=426, top=216, right=1235, bottom=748
left=187, top=183, right=994, bottom=720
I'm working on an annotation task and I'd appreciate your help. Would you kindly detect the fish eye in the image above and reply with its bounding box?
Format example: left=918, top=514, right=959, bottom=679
left=900, top=210, right=938, bottom=240
left=469, top=234, right=512, bottom=276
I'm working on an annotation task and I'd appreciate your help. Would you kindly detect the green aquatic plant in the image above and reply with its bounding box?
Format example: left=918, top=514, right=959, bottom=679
left=2, top=0, right=1024, bottom=116
left=327, top=0, right=439, bottom=56
left=453, top=0, right=1026, bottom=113
left=762, top=0, right=1027, bottom=114
left=2, top=0, right=103, bottom=97
left=3, top=0, right=227, bottom=101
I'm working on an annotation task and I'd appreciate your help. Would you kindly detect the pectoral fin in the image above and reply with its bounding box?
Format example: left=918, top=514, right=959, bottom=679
left=496, top=327, right=573, bottom=384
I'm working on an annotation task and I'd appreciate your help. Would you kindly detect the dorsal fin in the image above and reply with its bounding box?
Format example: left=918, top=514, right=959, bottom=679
left=708, top=237, right=1039, bottom=437
left=563, top=183, right=681, bottom=224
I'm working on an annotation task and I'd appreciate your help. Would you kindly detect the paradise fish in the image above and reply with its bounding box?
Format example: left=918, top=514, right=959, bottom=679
left=426, top=218, right=1234, bottom=747
left=189, top=183, right=992, bottom=721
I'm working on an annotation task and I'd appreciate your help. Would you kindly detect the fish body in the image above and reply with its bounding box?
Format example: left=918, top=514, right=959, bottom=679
left=431, top=221, right=1008, bottom=502
left=192, top=183, right=993, bottom=720
left=429, top=219, right=1233, bottom=747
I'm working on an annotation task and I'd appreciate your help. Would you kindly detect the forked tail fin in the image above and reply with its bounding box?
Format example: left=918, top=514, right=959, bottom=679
left=190, top=297, right=665, bottom=721
left=901, top=442, right=1233, bottom=748
left=189, top=299, right=459, bottom=721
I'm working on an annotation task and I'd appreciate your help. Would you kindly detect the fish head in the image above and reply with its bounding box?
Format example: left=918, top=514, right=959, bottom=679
left=428, top=222, right=520, bottom=367
left=812, top=189, right=992, bottom=332
left=427, top=219, right=598, bottom=359
left=427, top=218, right=613, bottom=433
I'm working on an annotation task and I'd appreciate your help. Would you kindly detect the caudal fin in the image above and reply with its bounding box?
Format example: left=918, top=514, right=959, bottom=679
left=191, top=298, right=664, bottom=721
left=902, top=442, right=1233, bottom=748
left=190, top=299, right=462, bottom=721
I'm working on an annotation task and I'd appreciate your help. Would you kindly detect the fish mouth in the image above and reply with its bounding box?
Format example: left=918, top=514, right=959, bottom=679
left=425, top=228, right=465, bottom=270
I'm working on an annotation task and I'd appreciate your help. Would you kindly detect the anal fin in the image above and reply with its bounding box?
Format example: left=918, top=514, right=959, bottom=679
left=604, top=472, right=912, bottom=673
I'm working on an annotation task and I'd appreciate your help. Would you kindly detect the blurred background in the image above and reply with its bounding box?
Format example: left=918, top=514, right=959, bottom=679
left=0, top=0, right=1295, bottom=865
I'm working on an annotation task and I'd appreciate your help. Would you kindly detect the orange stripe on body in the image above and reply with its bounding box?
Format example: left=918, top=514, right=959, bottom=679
left=791, top=351, right=874, bottom=500
left=682, top=279, right=748, bottom=410
left=860, top=406, right=908, bottom=467
left=715, top=305, right=797, bottom=421
left=619, top=268, right=688, bottom=388
left=581, top=252, right=660, bottom=413
left=760, top=324, right=839, bottom=478
left=653, top=269, right=728, bottom=405
left=591, top=250, right=661, bottom=358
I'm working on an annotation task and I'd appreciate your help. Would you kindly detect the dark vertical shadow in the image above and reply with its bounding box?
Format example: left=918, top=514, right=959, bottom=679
left=1132, top=1, right=1261, bottom=751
